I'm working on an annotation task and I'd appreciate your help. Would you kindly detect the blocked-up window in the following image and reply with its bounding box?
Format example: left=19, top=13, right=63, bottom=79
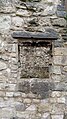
left=12, top=31, right=58, bottom=79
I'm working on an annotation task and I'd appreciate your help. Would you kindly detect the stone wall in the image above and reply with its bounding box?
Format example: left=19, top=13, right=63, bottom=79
left=0, top=0, right=67, bottom=119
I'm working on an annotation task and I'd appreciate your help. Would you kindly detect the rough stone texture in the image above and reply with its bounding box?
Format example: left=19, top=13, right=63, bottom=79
left=0, top=61, right=7, bottom=70
left=41, top=113, right=50, bottom=119
left=0, top=15, right=11, bottom=33
left=0, top=0, right=67, bottom=118
left=19, top=43, right=51, bottom=78
left=51, top=115, right=64, bottom=119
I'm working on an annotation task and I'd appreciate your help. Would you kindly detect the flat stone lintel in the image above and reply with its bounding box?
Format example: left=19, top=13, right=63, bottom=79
left=12, top=31, right=58, bottom=40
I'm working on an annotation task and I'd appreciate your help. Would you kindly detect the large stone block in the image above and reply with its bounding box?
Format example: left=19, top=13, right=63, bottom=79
left=51, top=18, right=66, bottom=27
left=0, top=61, right=7, bottom=71
left=51, top=115, right=64, bottom=119
left=0, top=15, right=11, bottom=33
left=17, top=81, right=30, bottom=93
left=17, top=80, right=54, bottom=99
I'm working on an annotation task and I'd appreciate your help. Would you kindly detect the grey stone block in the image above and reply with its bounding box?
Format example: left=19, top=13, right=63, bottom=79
left=56, top=11, right=66, bottom=17
left=31, top=81, right=55, bottom=98
left=18, top=81, right=30, bottom=93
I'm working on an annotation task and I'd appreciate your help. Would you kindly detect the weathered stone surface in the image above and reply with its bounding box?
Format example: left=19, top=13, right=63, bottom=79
left=51, top=18, right=66, bottom=27
left=0, top=15, right=11, bottom=33
left=31, top=81, right=54, bottom=98
left=15, top=103, right=26, bottom=111
left=52, top=66, right=61, bottom=74
left=17, top=81, right=30, bottom=93
left=41, top=113, right=50, bottom=119
left=63, top=66, right=67, bottom=72
left=0, top=0, right=67, bottom=118
left=51, top=115, right=64, bottom=119
left=54, top=83, right=67, bottom=91
left=0, top=0, right=15, bottom=13
left=0, top=61, right=7, bottom=70
left=12, top=29, right=58, bottom=39
left=26, top=105, right=37, bottom=111
left=51, top=104, right=65, bottom=114
left=54, top=48, right=67, bottom=56
left=57, top=5, right=65, bottom=11
left=56, top=11, right=66, bottom=17
left=16, top=9, right=31, bottom=17
left=17, top=80, right=54, bottom=98
left=12, top=17, right=24, bottom=27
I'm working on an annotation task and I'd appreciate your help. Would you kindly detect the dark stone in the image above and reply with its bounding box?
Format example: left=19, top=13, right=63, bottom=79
left=10, top=117, right=18, bottom=119
left=31, top=81, right=55, bottom=98
left=21, top=67, right=49, bottom=78
left=12, top=30, right=58, bottom=40
left=57, top=5, right=65, bottom=11
left=64, top=114, right=67, bottom=119
left=18, top=81, right=30, bottom=93
left=62, top=34, right=67, bottom=40
left=56, top=11, right=66, bottom=17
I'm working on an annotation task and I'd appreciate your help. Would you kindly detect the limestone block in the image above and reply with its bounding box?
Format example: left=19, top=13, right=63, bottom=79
left=57, top=97, right=65, bottom=103
left=16, top=9, right=32, bottom=17
left=23, top=98, right=31, bottom=104
left=53, top=56, right=62, bottom=65
left=38, top=103, right=51, bottom=112
left=12, top=16, right=24, bottom=27
left=55, top=83, right=67, bottom=91
left=62, top=56, right=67, bottom=65
left=54, top=48, right=67, bottom=56
left=51, top=18, right=66, bottom=27
left=0, top=61, right=7, bottom=71
left=41, top=113, right=50, bottom=119
left=0, top=0, right=15, bottom=13
left=0, top=15, right=11, bottom=33
left=51, top=104, right=65, bottom=114
left=26, top=105, right=37, bottom=111
left=0, top=91, right=5, bottom=97
left=52, top=66, right=61, bottom=74
left=51, top=91, right=61, bottom=97
left=6, top=92, right=14, bottom=97
left=63, top=66, right=67, bottom=72
left=51, top=115, right=64, bottom=119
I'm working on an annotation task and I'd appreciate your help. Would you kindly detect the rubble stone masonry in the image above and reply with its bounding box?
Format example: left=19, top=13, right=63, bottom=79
left=0, top=0, right=67, bottom=119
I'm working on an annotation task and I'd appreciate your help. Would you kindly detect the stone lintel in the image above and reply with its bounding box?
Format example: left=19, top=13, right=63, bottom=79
left=12, top=31, right=58, bottom=40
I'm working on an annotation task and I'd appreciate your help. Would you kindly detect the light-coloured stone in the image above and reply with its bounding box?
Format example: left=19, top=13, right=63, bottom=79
left=42, top=113, right=50, bottom=119
left=57, top=97, right=65, bottom=103
left=23, top=98, right=31, bottom=104
left=54, top=48, right=67, bottom=56
left=0, top=61, right=7, bottom=70
left=0, top=15, right=11, bottom=33
left=26, top=105, right=37, bottom=111
left=51, top=91, right=62, bottom=97
left=51, top=18, right=66, bottom=26
left=53, top=66, right=61, bottom=74
left=63, top=66, right=67, bottom=72
left=6, top=92, right=14, bottom=97
left=16, top=9, right=31, bottom=17
left=53, top=56, right=62, bottom=65
left=51, top=115, right=64, bottom=119
left=12, top=16, right=24, bottom=27
left=0, top=91, right=5, bottom=97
